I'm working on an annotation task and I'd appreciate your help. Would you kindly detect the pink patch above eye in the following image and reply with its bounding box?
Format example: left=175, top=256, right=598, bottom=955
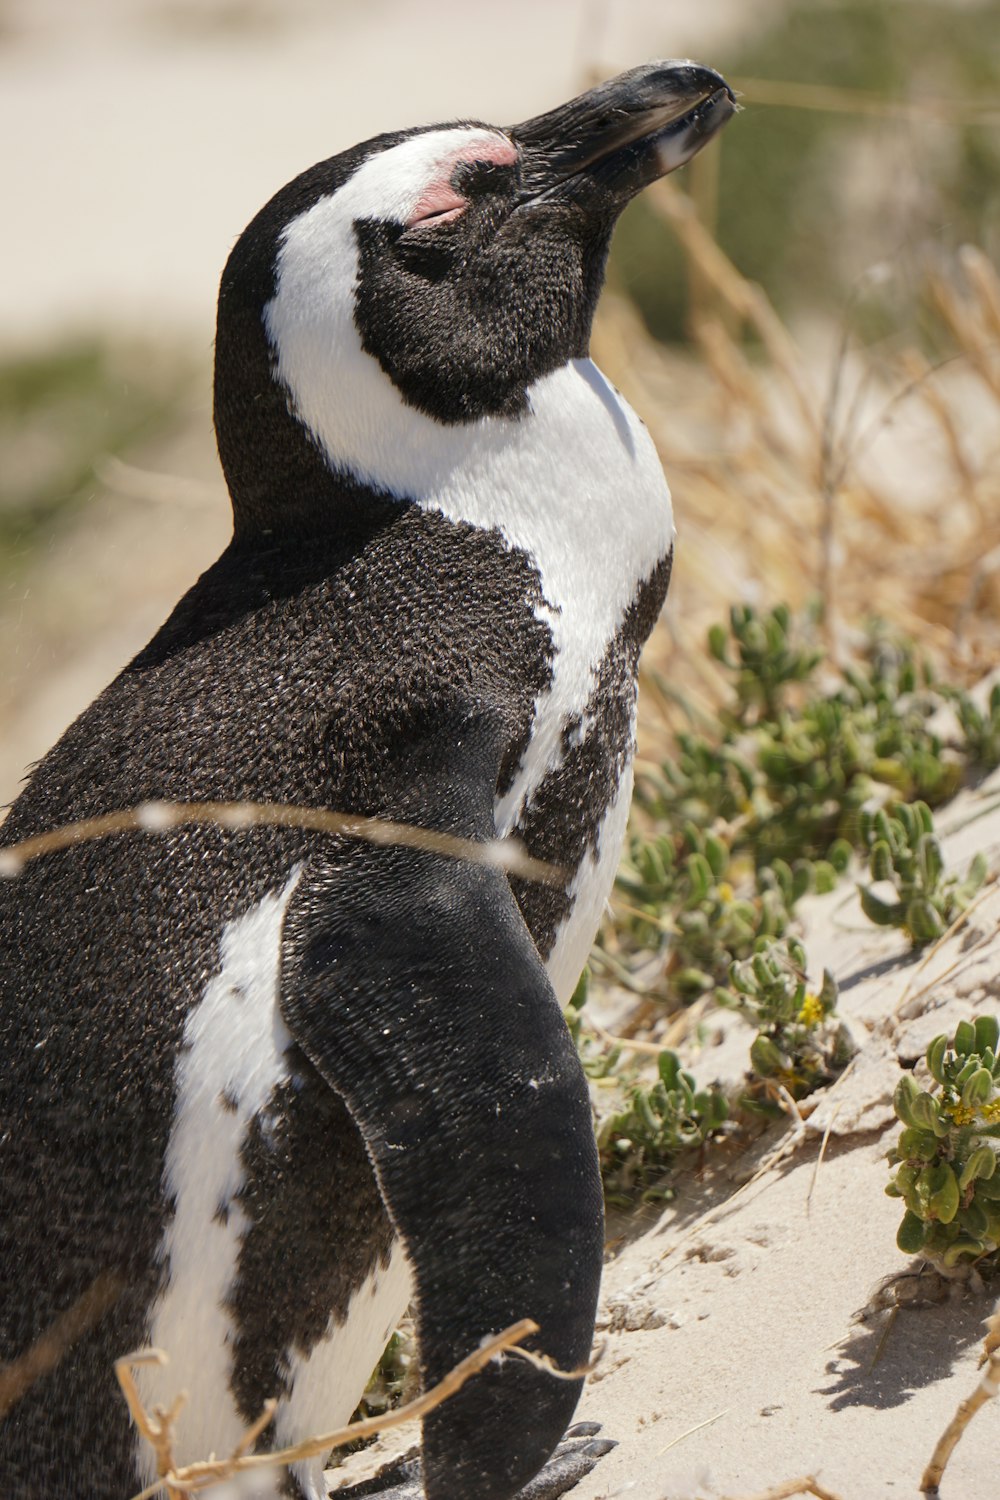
left=407, top=135, right=519, bottom=227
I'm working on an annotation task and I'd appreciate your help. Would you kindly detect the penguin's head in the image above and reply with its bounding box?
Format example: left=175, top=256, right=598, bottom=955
left=214, top=61, right=735, bottom=535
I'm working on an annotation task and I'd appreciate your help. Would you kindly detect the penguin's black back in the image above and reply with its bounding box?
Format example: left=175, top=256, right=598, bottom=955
left=0, top=497, right=556, bottom=1488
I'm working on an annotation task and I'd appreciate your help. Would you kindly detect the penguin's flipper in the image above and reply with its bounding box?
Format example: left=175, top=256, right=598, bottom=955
left=279, top=717, right=604, bottom=1500
left=333, top=1425, right=616, bottom=1500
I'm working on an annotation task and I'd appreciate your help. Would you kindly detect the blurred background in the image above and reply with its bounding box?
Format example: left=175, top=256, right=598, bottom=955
left=2, top=0, right=1000, bottom=806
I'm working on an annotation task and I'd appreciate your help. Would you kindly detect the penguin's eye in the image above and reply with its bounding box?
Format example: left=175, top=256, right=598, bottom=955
left=390, top=220, right=460, bottom=279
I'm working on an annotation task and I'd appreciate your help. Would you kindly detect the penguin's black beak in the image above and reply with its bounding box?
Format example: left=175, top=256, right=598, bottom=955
left=511, top=60, right=736, bottom=208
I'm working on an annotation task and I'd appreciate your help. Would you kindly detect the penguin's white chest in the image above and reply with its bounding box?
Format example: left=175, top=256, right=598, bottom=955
left=425, top=358, right=673, bottom=821
left=384, top=358, right=673, bottom=1001
left=453, top=362, right=672, bottom=1000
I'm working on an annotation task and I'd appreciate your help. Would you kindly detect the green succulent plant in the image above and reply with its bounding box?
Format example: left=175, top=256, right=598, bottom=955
left=599, top=1048, right=729, bottom=1199
left=594, top=603, right=997, bottom=1203
left=887, top=1014, right=1000, bottom=1269
left=722, top=936, right=854, bottom=1105
left=952, top=681, right=1000, bottom=772
left=615, top=820, right=808, bottom=1002
left=858, top=801, right=987, bottom=945
left=636, top=610, right=961, bottom=883
left=708, top=602, right=823, bottom=725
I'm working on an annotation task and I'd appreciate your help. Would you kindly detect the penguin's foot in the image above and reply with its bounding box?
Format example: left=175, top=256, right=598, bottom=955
left=330, top=1423, right=615, bottom=1500
left=514, top=1423, right=617, bottom=1500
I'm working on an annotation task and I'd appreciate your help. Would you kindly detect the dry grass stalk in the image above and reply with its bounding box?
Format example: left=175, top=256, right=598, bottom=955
left=0, top=1271, right=122, bottom=1421
left=0, top=799, right=563, bottom=887
left=721, top=1478, right=844, bottom=1500
left=920, top=1309, right=1000, bottom=1493
left=593, top=231, right=1000, bottom=718
left=732, top=76, right=1000, bottom=125
left=647, top=180, right=818, bottom=437
left=654, top=1406, right=728, bottom=1456
left=119, top=1319, right=540, bottom=1500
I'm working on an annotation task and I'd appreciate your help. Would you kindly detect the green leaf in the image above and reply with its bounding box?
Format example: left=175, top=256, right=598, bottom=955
left=941, top=1236, right=986, bottom=1268
left=959, top=1145, right=997, bottom=1190
left=893, top=1074, right=921, bottom=1129
left=707, top=623, right=729, bottom=664
left=959, top=1198, right=990, bottom=1239
left=658, top=1050, right=682, bottom=1091
left=703, top=832, right=729, bottom=880
left=954, top=1019, right=977, bottom=1056
left=915, top=801, right=935, bottom=837
left=685, top=851, right=713, bottom=902
left=974, top=1014, right=1000, bottom=1055
left=909, top=1090, right=947, bottom=1136
left=897, top=1210, right=927, bottom=1254
left=906, top=896, right=944, bottom=944
left=923, top=1162, right=960, bottom=1224
left=975, top=1172, right=1000, bottom=1201
left=896, top=1127, right=939, bottom=1162
left=859, top=886, right=905, bottom=927
left=750, top=1034, right=786, bottom=1079
left=925, top=1033, right=948, bottom=1086
left=962, top=1067, right=994, bottom=1108
left=869, top=839, right=894, bottom=883
left=917, top=833, right=944, bottom=889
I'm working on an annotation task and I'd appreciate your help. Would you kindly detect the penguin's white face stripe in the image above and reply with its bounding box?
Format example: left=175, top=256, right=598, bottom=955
left=409, top=135, right=519, bottom=225
left=135, top=871, right=302, bottom=1480
left=266, top=126, right=515, bottom=463
left=337, top=125, right=515, bottom=225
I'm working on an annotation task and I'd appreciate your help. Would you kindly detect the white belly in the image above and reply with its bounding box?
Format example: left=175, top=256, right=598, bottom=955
left=135, top=875, right=413, bottom=1495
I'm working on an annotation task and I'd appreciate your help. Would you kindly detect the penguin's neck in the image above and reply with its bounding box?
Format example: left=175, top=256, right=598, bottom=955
left=259, top=194, right=675, bottom=588
left=264, top=304, right=676, bottom=642
left=270, top=344, right=675, bottom=842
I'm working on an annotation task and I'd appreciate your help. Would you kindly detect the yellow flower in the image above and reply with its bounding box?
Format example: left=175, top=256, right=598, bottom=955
left=949, top=1103, right=976, bottom=1126
left=718, top=881, right=734, bottom=903
left=798, top=993, right=823, bottom=1028
left=982, top=1099, right=1000, bottom=1123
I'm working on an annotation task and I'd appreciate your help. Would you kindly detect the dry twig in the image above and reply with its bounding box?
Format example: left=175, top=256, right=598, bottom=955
left=0, top=799, right=563, bottom=887
left=920, top=1309, right=1000, bottom=1493
left=0, top=1272, right=123, bottom=1421
left=720, top=1479, right=844, bottom=1500
left=120, top=1320, right=541, bottom=1499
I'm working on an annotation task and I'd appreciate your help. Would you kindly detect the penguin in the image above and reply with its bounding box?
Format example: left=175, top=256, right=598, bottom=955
left=0, top=61, right=735, bottom=1500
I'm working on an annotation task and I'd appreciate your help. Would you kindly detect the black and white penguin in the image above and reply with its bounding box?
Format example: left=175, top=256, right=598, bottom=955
left=0, top=62, right=734, bottom=1500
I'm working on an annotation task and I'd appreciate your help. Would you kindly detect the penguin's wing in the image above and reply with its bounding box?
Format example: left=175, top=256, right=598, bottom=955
left=278, top=709, right=603, bottom=1500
